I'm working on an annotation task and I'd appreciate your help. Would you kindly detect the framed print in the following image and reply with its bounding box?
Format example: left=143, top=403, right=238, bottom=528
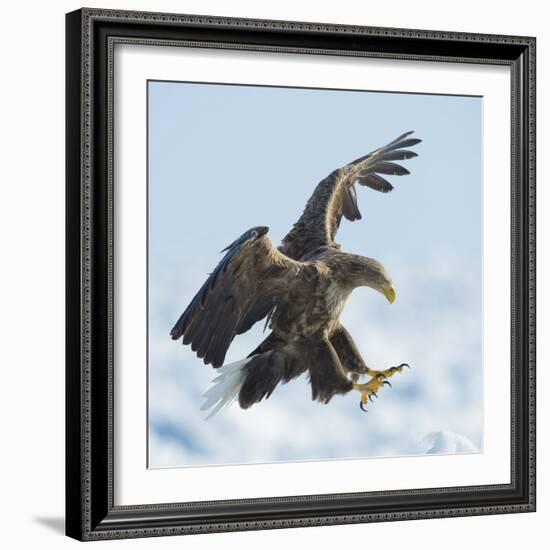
left=65, top=8, right=536, bottom=541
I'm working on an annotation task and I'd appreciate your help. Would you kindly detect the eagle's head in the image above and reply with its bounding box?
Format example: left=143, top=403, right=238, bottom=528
left=343, top=255, right=397, bottom=304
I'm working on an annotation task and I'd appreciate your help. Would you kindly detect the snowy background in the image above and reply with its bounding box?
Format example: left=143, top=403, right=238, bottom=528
left=147, top=81, right=482, bottom=468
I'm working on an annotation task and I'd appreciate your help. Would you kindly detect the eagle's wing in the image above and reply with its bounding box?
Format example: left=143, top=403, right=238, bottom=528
left=280, top=131, right=421, bottom=260
left=170, top=226, right=302, bottom=368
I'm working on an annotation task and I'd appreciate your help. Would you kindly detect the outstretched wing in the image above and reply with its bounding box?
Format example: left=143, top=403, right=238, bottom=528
left=280, top=131, right=421, bottom=260
left=170, top=226, right=302, bottom=368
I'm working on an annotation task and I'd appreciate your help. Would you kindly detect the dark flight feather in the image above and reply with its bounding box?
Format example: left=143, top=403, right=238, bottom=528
left=341, top=184, right=362, bottom=221
left=386, top=130, right=415, bottom=145
left=384, top=137, right=422, bottom=152
left=357, top=173, right=394, bottom=193
left=379, top=150, right=418, bottom=161
left=369, top=161, right=410, bottom=176
left=236, top=296, right=276, bottom=335
left=201, top=298, right=232, bottom=364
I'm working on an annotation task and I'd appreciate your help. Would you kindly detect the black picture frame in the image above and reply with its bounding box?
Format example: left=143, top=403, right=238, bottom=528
left=66, top=7, right=536, bottom=541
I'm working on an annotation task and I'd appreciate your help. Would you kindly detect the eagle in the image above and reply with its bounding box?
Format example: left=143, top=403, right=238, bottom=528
left=171, top=131, right=421, bottom=418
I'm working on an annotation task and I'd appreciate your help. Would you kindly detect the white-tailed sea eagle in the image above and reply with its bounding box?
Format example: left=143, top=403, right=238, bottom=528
left=171, top=131, right=421, bottom=417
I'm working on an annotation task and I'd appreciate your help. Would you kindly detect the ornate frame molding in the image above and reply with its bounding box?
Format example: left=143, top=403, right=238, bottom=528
left=66, top=8, right=536, bottom=541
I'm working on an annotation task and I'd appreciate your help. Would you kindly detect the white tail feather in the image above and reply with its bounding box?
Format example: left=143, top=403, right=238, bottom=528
left=201, top=358, right=249, bottom=419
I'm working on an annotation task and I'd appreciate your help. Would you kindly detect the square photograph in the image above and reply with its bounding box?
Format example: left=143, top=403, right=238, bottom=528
left=147, top=80, right=482, bottom=468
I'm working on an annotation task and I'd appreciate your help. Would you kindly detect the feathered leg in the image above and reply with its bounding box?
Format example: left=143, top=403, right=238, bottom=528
left=306, top=339, right=353, bottom=404
left=330, top=324, right=410, bottom=411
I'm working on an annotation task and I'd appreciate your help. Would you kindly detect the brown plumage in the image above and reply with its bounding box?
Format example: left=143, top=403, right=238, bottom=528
left=170, top=131, right=421, bottom=416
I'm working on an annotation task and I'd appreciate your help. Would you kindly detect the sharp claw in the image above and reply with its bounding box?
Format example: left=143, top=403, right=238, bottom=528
left=383, top=380, right=392, bottom=388
left=400, top=363, right=411, bottom=369
left=368, top=394, right=374, bottom=403
left=360, top=402, right=368, bottom=412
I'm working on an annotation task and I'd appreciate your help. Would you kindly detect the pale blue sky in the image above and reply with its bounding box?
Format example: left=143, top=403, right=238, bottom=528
left=147, top=80, right=482, bottom=468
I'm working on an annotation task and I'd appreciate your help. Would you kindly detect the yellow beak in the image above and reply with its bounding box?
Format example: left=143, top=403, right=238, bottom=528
left=383, top=285, right=397, bottom=304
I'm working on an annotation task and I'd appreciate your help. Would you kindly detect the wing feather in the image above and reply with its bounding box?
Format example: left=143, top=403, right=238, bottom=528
left=363, top=161, right=410, bottom=176
left=357, top=173, right=394, bottom=193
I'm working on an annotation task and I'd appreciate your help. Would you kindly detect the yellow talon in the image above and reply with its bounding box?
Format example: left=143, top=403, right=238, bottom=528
left=353, top=363, right=410, bottom=411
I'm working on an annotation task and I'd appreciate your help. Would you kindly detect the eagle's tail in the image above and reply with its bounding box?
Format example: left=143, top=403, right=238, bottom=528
left=201, top=358, right=249, bottom=420
left=201, top=345, right=306, bottom=418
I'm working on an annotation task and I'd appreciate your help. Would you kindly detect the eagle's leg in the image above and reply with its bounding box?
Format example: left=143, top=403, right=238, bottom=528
left=329, top=325, right=410, bottom=409
left=352, top=363, right=410, bottom=411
